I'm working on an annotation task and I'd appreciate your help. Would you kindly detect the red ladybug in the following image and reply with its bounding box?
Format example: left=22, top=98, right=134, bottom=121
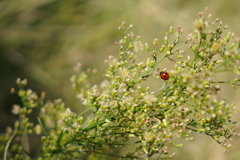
left=159, top=71, right=169, bottom=80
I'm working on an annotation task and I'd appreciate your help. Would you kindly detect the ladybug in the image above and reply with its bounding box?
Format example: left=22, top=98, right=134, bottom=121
left=159, top=71, right=169, bottom=80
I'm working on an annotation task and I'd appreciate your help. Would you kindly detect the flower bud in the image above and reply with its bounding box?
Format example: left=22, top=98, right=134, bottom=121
left=211, top=42, right=221, bottom=52
left=194, top=19, right=204, bottom=30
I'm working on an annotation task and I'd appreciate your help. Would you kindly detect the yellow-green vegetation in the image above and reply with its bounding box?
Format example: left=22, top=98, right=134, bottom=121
left=1, top=9, right=240, bottom=160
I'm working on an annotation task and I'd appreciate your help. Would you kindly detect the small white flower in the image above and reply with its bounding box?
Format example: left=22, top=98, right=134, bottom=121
left=12, top=104, right=20, bottom=115
left=65, top=108, right=72, bottom=115
left=144, top=94, right=157, bottom=105
left=134, top=41, right=143, bottom=52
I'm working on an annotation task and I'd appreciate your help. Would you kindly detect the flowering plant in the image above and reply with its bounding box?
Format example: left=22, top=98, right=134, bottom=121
left=1, top=9, right=240, bottom=160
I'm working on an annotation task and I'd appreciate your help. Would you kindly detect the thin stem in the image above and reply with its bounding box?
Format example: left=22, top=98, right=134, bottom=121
left=211, top=81, right=232, bottom=84
left=79, top=107, right=94, bottom=116
left=141, top=56, right=167, bottom=79
left=87, top=151, right=145, bottom=159
left=152, top=83, right=172, bottom=95
left=37, top=117, right=48, bottom=136
left=213, top=59, right=231, bottom=72
left=4, top=131, right=16, bottom=160
left=186, top=125, right=221, bottom=145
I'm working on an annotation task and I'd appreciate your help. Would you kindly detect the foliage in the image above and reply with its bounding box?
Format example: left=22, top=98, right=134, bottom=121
left=1, top=9, right=240, bottom=160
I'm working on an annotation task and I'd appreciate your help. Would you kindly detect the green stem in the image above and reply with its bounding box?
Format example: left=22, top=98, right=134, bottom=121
left=213, top=59, right=231, bottom=72
left=37, top=117, right=48, bottom=136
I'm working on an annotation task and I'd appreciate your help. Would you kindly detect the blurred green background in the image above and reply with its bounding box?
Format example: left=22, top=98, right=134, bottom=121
left=1, top=0, right=240, bottom=159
